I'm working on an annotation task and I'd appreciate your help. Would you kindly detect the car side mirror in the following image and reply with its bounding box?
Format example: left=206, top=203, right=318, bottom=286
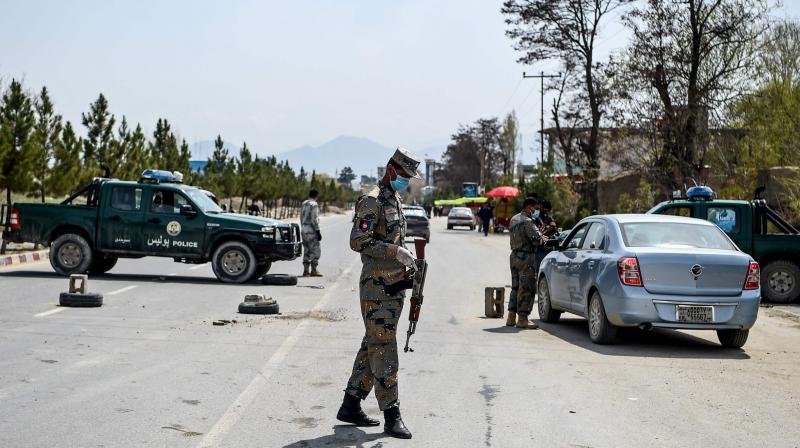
left=180, top=204, right=197, bottom=217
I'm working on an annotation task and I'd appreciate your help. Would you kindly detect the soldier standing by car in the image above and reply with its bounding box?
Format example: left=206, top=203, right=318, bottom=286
left=301, top=189, right=323, bottom=277
left=506, top=197, right=543, bottom=329
left=336, top=147, right=422, bottom=440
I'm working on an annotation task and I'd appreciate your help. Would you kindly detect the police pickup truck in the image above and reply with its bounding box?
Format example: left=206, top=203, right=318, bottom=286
left=649, top=186, right=800, bottom=303
left=2, top=170, right=301, bottom=283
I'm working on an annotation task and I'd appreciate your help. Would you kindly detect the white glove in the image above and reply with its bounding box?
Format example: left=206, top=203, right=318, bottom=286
left=395, top=246, right=416, bottom=268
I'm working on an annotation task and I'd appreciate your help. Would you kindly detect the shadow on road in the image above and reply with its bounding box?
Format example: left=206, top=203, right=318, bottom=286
left=0, top=270, right=268, bottom=285
left=537, top=317, right=750, bottom=360
left=483, top=325, right=523, bottom=334
left=282, top=425, right=387, bottom=448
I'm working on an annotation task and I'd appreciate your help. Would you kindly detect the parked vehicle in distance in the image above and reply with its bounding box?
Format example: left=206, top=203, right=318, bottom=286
left=2, top=170, right=301, bottom=283
left=447, top=207, right=475, bottom=230
left=648, top=186, right=800, bottom=303
left=537, top=214, right=760, bottom=348
left=403, top=206, right=430, bottom=243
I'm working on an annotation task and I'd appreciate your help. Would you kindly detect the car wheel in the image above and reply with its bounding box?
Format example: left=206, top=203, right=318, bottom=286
left=88, top=256, right=118, bottom=275
left=261, top=274, right=298, bottom=286
left=447, top=224, right=453, bottom=230
left=761, top=260, right=800, bottom=303
left=250, top=261, right=272, bottom=281
left=537, top=276, right=561, bottom=323
left=717, top=329, right=749, bottom=348
left=59, top=292, right=103, bottom=307
left=587, top=291, right=616, bottom=344
left=238, top=301, right=280, bottom=315
left=212, top=241, right=257, bottom=284
left=50, top=233, right=94, bottom=276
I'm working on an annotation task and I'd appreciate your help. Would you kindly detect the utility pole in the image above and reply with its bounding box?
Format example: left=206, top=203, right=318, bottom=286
left=523, top=71, right=560, bottom=168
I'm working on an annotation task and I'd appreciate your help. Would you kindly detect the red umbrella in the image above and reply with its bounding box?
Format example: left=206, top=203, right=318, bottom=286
left=485, top=186, right=520, bottom=199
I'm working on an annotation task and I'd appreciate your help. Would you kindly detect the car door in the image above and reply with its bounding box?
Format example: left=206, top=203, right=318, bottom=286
left=572, top=222, right=607, bottom=313
left=549, top=223, right=590, bottom=307
left=98, top=185, right=145, bottom=253
left=706, top=204, right=750, bottom=251
left=142, top=188, right=205, bottom=257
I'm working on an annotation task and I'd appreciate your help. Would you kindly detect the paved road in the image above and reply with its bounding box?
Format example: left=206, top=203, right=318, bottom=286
left=1, top=214, right=799, bottom=448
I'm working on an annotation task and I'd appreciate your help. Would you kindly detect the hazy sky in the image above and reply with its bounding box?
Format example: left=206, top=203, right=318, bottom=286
left=1, top=1, right=799, bottom=163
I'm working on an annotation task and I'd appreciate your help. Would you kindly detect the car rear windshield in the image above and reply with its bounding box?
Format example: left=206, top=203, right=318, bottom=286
left=404, top=208, right=427, bottom=217
left=620, top=222, right=737, bottom=250
left=450, top=208, right=472, bottom=216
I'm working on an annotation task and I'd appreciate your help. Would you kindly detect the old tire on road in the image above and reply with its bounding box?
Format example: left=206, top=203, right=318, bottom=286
left=537, top=276, right=562, bottom=323
left=717, top=329, right=749, bottom=349
left=238, top=301, right=280, bottom=315
left=88, top=256, right=118, bottom=275
left=587, top=291, right=617, bottom=345
left=761, top=260, right=800, bottom=303
left=212, top=241, right=257, bottom=284
left=250, top=261, right=273, bottom=282
left=50, top=233, right=94, bottom=276
left=59, top=292, right=103, bottom=307
left=261, top=274, right=298, bottom=286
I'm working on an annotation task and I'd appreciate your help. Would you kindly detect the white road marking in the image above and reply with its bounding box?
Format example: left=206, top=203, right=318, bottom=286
left=34, top=307, right=67, bottom=318
left=196, top=256, right=359, bottom=448
left=189, top=264, right=208, bottom=270
left=106, top=285, right=138, bottom=296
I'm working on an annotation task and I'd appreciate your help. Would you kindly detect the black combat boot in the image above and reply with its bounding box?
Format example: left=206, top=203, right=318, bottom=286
left=336, top=393, right=380, bottom=426
left=383, top=406, right=412, bottom=439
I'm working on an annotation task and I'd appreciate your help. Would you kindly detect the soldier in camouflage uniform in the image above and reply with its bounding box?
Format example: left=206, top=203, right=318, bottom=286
left=337, top=147, right=422, bottom=440
left=300, top=189, right=322, bottom=277
left=506, top=197, right=543, bottom=329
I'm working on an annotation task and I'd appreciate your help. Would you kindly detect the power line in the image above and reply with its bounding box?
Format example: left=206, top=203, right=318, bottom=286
left=522, top=71, right=561, bottom=167
left=498, top=77, right=524, bottom=115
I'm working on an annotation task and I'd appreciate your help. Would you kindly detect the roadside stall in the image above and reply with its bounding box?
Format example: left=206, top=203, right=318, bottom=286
left=485, top=186, right=519, bottom=232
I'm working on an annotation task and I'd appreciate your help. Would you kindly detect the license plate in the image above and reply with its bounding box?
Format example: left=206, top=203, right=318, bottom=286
left=676, top=305, right=713, bottom=323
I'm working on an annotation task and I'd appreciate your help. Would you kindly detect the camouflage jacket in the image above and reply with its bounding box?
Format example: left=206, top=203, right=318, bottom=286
left=301, top=199, right=320, bottom=233
left=509, top=211, right=542, bottom=252
left=350, top=183, right=407, bottom=289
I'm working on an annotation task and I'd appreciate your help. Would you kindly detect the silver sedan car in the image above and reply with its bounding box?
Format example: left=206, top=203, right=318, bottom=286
left=537, top=214, right=760, bottom=348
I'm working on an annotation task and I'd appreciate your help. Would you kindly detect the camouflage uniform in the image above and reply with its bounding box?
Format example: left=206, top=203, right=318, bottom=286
left=344, top=183, right=407, bottom=411
left=508, top=211, right=542, bottom=315
left=300, top=198, right=321, bottom=266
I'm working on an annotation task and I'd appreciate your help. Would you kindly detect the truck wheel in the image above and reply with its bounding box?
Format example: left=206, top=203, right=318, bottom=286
left=761, top=260, right=800, bottom=303
left=250, top=261, right=272, bottom=281
left=50, top=233, right=93, bottom=276
left=212, top=241, right=257, bottom=283
left=717, top=329, right=749, bottom=348
left=88, top=256, right=118, bottom=275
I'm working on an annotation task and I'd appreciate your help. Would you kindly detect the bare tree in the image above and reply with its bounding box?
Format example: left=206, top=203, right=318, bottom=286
left=503, top=0, right=634, bottom=213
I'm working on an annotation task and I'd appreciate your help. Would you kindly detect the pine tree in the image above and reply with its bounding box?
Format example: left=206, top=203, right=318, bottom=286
left=178, top=138, right=191, bottom=183
left=0, top=79, right=36, bottom=208
left=81, top=93, right=116, bottom=167
left=49, top=122, right=83, bottom=197
left=149, top=118, right=179, bottom=170
left=31, top=86, right=63, bottom=202
left=237, top=142, right=253, bottom=212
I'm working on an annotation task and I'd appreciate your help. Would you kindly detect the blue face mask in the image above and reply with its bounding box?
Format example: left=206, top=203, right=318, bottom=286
left=390, top=175, right=410, bottom=192
left=532, top=210, right=540, bottom=219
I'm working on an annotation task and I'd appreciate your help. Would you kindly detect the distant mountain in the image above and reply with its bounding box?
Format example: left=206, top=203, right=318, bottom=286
left=276, top=136, right=446, bottom=178
left=189, top=140, right=240, bottom=161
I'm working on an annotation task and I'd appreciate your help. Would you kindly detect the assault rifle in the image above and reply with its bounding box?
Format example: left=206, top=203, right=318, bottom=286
left=403, top=239, right=428, bottom=353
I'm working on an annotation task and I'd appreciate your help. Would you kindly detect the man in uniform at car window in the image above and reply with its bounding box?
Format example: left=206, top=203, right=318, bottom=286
left=507, top=198, right=543, bottom=329
left=336, top=147, right=421, bottom=440
left=301, top=189, right=322, bottom=277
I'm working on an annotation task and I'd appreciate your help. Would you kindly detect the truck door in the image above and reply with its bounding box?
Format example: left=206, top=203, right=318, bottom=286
left=99, top=185, right=145, bottom=253
left=706, top=204, right=750, bottom=252
left=142, top=188, right=205, bottom=257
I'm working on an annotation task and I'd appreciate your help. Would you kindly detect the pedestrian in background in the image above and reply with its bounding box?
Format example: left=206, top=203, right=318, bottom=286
left=337, top=147, right=421, bottom=439
left=478, top=203, right=494, bottom=236
left=300, top=189, right=323, bottom=277
left=506, top=197, right=543, bottom=329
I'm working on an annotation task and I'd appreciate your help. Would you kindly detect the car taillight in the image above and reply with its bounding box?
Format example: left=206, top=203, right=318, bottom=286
left=9, top=208, right=20, bottom=230
left=617, top=257, right=643, bottom=287
left=744, top=261, right=760, bottom=290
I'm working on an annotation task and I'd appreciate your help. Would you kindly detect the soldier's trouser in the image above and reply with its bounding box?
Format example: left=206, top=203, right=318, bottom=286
left=344, top=296, right=404, bottom=411
left=301, top=231, right=321, bottom=265
left=508, top=250, right=537, bottom=315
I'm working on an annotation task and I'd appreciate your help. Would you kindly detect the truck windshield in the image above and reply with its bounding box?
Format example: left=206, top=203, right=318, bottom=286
left=620, top=222, right=737, bottom=250
left=184, top=188, right=223, bottom=213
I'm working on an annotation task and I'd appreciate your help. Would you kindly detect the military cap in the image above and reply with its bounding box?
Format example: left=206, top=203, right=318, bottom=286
left=390, top=147, right=423, bottom=179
